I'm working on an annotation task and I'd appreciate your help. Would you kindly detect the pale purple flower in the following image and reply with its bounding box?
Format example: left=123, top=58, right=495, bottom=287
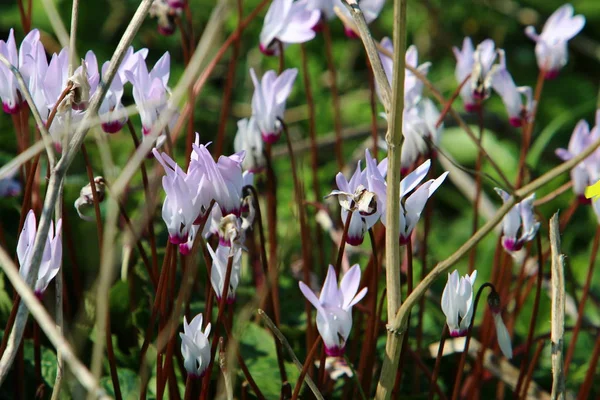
left=234, top=117, right=265, bottom=173
left=0, top=176, right=21, bottom=197
left=327, top=149, right=387, bottom=246
left=259, top=0, right=321, bottom=56
left=495, top=188, right=540, bottom=252
left=491, top=51, right=534, bottom=128
left=0, top=29, right=20, bottom=114
left=154, top=149, right=207, bottom=246
left=299, top=264, right=368, bottom=356
left=17, top=210, right=62, bottom=297
left=306, top=0, right=341, bottom=20
left=453, top=38, right=498, bottom=112
left=125, top=51, right=171, bottom=136
left=525, top=4, right=585, bottom=79
left=556, top=111, right=600, bottom=202
left=180, top=314, right=211, bottom=378
left=375, top=159, right=448, bottom=244
left=207, top=243, right=242, bottom=303
left=150, top=0, right=179, bottom=36
left=43, top=47, right=70, bottom=112
left=441, top=270, right=477, bottom=337
left=378, top=38, right=431, bottom=108
left=250, top=68, right=297, bottom=143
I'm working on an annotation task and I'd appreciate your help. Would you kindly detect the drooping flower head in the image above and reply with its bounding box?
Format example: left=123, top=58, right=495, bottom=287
left=487, top=290, right=513, bottom=359
left=250, top=68, right=298, bottom=143
left=525, top=4, right=585, bottom=80
left=299, top=264, right=368, bottom=356
left=495, top=189, right=540, bottom=252
left=259, top=0, right=321, bottom=56
left=375, top=159, right=448, bottom=244
left=327, top=149, right=386, bottom=246
left=180, top=314, right=211, bottom=378
left=491, top=50, right=534, bottom=128
left=453, top=38, right=498, bottom=112
left=17, top=210, right=63, bottom=297
left=207, top=243, right=242, bottom=303
left=441, top=270, right=477, bottom=337
left=0, top=29, right=20, bottom=114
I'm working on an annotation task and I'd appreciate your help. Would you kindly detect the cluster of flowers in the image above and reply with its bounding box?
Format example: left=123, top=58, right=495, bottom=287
left=0, top=29, right=173, bottom=150
left=454, top=4, right=584, bottom=127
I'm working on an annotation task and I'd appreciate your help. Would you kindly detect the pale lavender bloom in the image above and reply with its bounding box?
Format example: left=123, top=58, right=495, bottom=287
left=525, top=4, right=585, bottom=79
left=43, top=47, right=70, bottom=112
left=125, top=51, right=171, bottom=136
left=495, top=188, right=540, bottom=252
left=207, top=243, right=242, bottom=303
left=189, top=140, right=246, bottom=217
left=441, top=270, right=477, bottom=337
left=491, top=50, right=533, bottom=128
left=306, top=0, right=340, bottom=20
left=327, top=149, right=387, bottom=246
left=17, top=210, right=62, bottom=297
left=234, top=117, right=265, bottom=173
left=154, top=149, right=205, bottom=245
left=378, top=38, right=431, bottom=108
left=299, top=264, right=368, bottom=356
left=118, top=47, right=149, bottom=83
left=453, top=38, right=498, bottom=112
left=374, top=159, right=448, bottom=244
left=556, top=111, right=600, bottom=202
left=259, top=0, right=321, bottom=56
left=180, top=314, right=211, bottom=378
left=22, top=38, right=49, bottom=120
left=0, top=29, right=20, bottom=113
left=250, top=68, right=297, bottom=143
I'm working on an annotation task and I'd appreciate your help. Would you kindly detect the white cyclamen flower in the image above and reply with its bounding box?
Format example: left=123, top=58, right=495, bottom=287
left=180, top=313, right=212, bottom=378
left=495, top=189, right=540, bottom=252
left=441, top=270, right=477, bottom=337
left=299, top=264, right=367, bottom=356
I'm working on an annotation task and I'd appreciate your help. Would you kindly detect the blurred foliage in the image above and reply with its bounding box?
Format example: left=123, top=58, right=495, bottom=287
left=0, top=0, right=599, bottom=398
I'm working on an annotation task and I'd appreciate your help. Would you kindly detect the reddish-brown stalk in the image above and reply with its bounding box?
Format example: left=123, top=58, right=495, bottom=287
left=282, top=119, right=316, bottom=362
left=292, top=336, right=322, bottom=400
left=244, top=185, right=288, bottom=384
left=183, top=375, right=197, bottom=400
left=576, top=332, right=600, bottom=400
left=516, top=69, right=546, bottom=188
left=321, top=20, right=343, bottom=170
left=61, top=204, right=83, bottom=303
left=334, top=211, right=353, bottom=276
left=408, top=347, right=447, bottom=400
left=564, top=225, right=600, bottom=375
left=81, top=143, right=123, bottom=400
left=514, top=235, right=545, bottom=397
left=213, top=0, right=243, bottom=158
left=300, top=43, right=326, bottom=269
left=128, top=118, right=159, bottom=280
left=428, top=325, right=449, bottom=400
left=519, top=340, right=545, bottom=399
left=468, top=107, right=485, bottom=274
left=170, top=0, right=272, bottom=144
left=451, top=283, right=495, bottom=400
left=199, top=251, right=235, bottom=400
left=434, top=74, right=471, bottom=129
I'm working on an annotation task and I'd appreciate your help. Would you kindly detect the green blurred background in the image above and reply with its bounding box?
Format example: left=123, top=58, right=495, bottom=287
left=0, top=0, right=599, bottom=398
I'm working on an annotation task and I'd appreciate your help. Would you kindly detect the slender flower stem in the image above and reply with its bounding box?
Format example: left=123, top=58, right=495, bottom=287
left=428, top=325, right=448, bottom=400
left=300, top=43, right=325, bottom=268
left=564, top=225, right=600, bottom=375
left=292, top=336, right=322, bottom=400
left=213, top=0, right=243, bottom=158
left=450, top=283, right=496, bottom=400
left=367, top=60, right=379, bottom=158
left=577, top=333, right=600, bottom=400
left=434, top=75, right=471, bottom=128
left=321, top=20, right=344, bottom=170
left=200, top=249, right=235, bottom=400
left=183, top=375, right=197, bottom=400
left=520, top=340, right=544, bottom=399
left=335, top=211, right=353, bottom=275
left=468, top=107, right=485, bottom=274
left=514, top=234, right=544, bottom=398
